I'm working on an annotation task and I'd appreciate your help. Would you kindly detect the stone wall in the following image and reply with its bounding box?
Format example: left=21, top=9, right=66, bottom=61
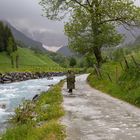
left=0, top=72, right=65, bottom=84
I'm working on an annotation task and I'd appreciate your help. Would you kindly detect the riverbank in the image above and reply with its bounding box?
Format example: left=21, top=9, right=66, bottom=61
left=0, top=72, right=65, bottom=84
left=1, top=81, right=65, bottom=140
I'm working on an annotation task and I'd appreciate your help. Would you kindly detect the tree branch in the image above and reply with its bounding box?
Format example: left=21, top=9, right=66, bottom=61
left=86, top=0, right=91, bottom=7
left=100, top=18, right=125, bottom=24
left=71, top=0, right=87, bottom=9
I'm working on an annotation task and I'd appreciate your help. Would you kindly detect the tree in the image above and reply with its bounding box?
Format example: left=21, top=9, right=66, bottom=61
left=40, top=0, right=140, bottom=65
left=7, top=37, right=15, bottom=68
left=65, top=7, right=122, bottom=66
left=7, top=37, right=18, bottom=68
left=85, top=54, right=95, bottom=67
left=0, top=21, right=17, bottom=53
left=7, top=37, right=14, bottom=55
left=16, top=54, right=19, bottom=69
left=69, top=57, right=77, bottom=67
left=0, top=22, right=5, bottom=52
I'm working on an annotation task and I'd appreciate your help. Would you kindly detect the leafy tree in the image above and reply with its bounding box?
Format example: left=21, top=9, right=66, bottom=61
left=69, top=57, right=77, bottom=67
left=85, top=54, right=95, bottom=67
left=4, top=26, right=12, bottom=50
left=7, top=37, right=17, bottom=68
left=65, top=7, right=122, bottom=65
left=0, top=21, right=17, bottom=53
left=112, top=48, right=125, bottom=61
left=40, top=0, right=140, bottom=65
left=0, top=22, right=5, bottom=52
left=7, top=37, right=14, bottom=55
left=16, top=54, right=19, bottom=69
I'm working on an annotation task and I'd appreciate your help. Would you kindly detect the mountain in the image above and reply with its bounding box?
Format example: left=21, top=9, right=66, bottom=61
left=57, top=46, right=74, bottom=56
left=117, top=26, right=140, bottom=45
left=132, top=35, right=140, bottom=46
left=3, top=21, right=47, bottom=52
left=28, top=30, right=68, bottom=46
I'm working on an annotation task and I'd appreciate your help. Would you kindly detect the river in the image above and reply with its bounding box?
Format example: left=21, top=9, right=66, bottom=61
left=0, top=76, right=65, bottom=133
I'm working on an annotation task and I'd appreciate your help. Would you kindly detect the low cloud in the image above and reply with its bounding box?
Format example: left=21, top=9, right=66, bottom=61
left=0, top=0, right=67, bottom=46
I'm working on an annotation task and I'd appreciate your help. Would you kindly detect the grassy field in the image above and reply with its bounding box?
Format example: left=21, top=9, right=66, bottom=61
left=1, top=81, right=65, bottom=140
left=0, top=47, right=63, bottom=72
left=87, top=49, right=140, bottom=108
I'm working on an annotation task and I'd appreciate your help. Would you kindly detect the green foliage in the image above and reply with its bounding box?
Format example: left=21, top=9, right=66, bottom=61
left=69, top=57, right=77, bottom=67
left=0, top=22, right=5, bottom=52
left=0, top=47, right=61, bottom=72
left=0, top=21, right=17, bottom=53
left=85, top=55, right=95, bottom=67
left=7, top=37, right=16, bottom=55
left=40, top=0, right=140, bottom=65
left=1, top=124, right=38, bottom=140
left=1, top=81, right=65, bottom=140
left=10, top=100, right=36, bottom=125
left=65, top=8, right=122, bottom=55
left=86, top=67, right=94, bottom=73
left=87, top=57, right=140, bottom=107
left=119, top=64, right=140, bottom=91
left=46, top=51, right=69, bottom=68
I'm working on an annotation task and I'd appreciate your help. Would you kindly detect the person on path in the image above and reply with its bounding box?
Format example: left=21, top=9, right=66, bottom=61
left=67, top=70, right=75, bottom=94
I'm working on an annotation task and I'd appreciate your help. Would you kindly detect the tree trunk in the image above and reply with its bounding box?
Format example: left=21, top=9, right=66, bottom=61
left=90, top=3, right=103, bottom=67
left=11, top=56, right=14, bottom=68
left=16, top=55, right=19, bottom=69
left=94, top=47, right=103, bottom=67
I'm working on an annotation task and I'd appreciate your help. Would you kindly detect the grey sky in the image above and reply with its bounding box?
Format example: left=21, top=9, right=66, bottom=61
left=0, top=0, right=67, bottom=46
left=0, top=0, right=64, bottom=33
left=0, top=0, right=139, bottom=46
left=135, top=0, right=140, bottom=6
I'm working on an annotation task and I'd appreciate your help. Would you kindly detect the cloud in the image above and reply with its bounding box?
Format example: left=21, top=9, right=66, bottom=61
left=0, top=0, right=139, bottom=46
left=0, top=0, right=65, bottom=36
left=135, top=0, right=140, bottom=6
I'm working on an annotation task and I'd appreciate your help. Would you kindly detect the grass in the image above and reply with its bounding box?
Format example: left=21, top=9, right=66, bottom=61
left=87, top=58, right=140, bottom=107
left=1, top=81, right=65, bottom=140
left=0, top=47, right=84, bottom=73
left=17, top=48, right=58, bottom=67
left=0, top=47, right=61, bottom=73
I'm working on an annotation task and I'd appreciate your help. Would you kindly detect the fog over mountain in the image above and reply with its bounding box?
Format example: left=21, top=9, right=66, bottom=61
left=0, top=0, right=139, bottom=47
left=0, top=0, right=67, bottom=47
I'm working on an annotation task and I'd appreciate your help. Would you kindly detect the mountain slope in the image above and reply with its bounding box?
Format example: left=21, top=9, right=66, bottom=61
left=0, top=47, right=60, bottom=72
left=57, top=46, right=74, bottom=56
left=4, top=21, right=47, bottom=52
left=133, top=35, right=140, bottom=46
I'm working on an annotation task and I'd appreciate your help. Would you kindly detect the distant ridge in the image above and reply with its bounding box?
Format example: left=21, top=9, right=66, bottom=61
left=57, top=46, right=74, bottom=56
left=3, top=21, right=47, bottom=52
left=133, top=35, right=140, bottom=46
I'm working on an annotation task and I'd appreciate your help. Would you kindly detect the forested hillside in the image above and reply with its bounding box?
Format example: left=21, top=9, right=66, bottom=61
left=0, top=47, right=60, bottom=72
left=0, top=21, right=61, bottom=72
left=5, top=21, right=47, bottom=52
left=0, top=21, right=17, bottom=54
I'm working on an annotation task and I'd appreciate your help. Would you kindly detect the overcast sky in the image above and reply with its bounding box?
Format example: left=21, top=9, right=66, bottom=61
left=0, top=0, right=65, bottom=34
left=0, top=0, right=139, bottom=45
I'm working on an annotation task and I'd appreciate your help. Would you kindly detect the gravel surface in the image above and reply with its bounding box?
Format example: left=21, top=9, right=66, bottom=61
left=61, top=74, right=140, bottom=140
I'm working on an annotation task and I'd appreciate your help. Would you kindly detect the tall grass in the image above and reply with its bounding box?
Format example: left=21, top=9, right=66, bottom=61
left=87, top=60, right=140, bottom=107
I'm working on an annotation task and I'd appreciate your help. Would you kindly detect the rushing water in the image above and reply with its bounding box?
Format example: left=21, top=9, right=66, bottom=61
left=0, top=76, right=65, bottom=133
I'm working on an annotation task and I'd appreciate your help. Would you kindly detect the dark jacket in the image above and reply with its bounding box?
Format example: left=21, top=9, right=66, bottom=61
left=67, top=73, right=75, bottom=89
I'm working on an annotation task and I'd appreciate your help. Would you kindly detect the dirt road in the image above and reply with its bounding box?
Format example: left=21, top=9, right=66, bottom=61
left=61, top=74, right=140, bottom=140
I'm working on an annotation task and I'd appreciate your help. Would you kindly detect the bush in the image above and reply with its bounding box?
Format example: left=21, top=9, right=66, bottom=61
left=10, top=100, right=36, bottom=125
left=86, top=67, right=94, bottom=73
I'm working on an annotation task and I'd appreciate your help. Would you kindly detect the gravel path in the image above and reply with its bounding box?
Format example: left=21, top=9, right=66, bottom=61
left=61, top=74, right=140, bottom=140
